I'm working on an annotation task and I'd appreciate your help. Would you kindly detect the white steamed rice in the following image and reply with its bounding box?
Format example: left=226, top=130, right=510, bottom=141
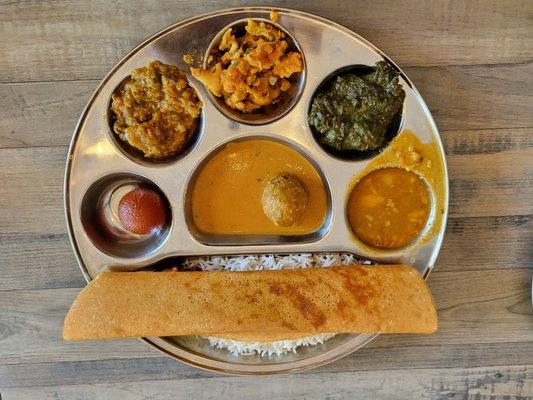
left=182, top=253, right=370, bottom=357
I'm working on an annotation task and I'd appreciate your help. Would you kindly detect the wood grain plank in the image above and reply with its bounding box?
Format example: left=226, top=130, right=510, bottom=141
left=0, top=269, right=530, bottom=366
left=437, top=215, right=532, bottom=272
left=1, top=0, right=532, bottom=83
left=0, top=147, right=67, bottom=237
left=1, top=363, right=531, bottom=399
left=405, top=63, right=533, bottom=131
left=442, top=128, right=532, bottom=156
left=1, top=345, right=532, bottom=388
left=447, top=148, right=533, bottom=218
left=0, top=81, right=98, bottom=148
left=0, top=64, right=531, bottom=150
left=1, top=233, right=85, bottom=291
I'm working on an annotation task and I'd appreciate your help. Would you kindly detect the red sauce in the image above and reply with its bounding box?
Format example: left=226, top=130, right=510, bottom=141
left=118, top=187, right=167, bottom=235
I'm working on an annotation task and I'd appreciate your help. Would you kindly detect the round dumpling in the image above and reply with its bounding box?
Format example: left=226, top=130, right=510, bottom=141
left=262, top=174, right=309, bottom=227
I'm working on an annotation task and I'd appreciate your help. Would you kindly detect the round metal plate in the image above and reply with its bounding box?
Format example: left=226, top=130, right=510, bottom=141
left=64, top=7, right=449, bottom=375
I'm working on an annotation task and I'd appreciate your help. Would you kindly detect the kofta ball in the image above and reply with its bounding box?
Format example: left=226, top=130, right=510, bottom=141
left=262, top=174, right=309, bottom=227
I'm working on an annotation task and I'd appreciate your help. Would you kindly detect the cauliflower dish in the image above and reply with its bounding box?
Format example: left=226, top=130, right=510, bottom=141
left=190, top=19, right=303, bottom=113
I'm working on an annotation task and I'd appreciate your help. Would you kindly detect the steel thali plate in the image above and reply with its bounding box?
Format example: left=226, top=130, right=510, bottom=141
left=64, top=7, right=449, bottom=375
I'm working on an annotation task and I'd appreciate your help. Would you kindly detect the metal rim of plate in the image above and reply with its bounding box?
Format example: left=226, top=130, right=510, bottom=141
left=64, top=7, right=449, bottom=375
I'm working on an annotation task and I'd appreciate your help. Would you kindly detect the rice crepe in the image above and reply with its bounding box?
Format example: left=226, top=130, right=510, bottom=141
left=63, top=265, right=437, bottom=340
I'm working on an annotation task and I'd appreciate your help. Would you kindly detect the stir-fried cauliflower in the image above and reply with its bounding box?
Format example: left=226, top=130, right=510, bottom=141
left=191, top=19, right=303, bottom=113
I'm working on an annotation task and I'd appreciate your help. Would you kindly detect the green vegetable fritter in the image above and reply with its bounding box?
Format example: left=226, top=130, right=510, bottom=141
left=308, top=61, right=405, bottom=153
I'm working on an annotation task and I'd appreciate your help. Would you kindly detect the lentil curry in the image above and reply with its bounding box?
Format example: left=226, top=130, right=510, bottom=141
left=347, top=168, right=430, bottom=249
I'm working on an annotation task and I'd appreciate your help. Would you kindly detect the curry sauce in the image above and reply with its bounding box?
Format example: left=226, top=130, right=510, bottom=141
left=347, top=130, right=446, bottom=249
left=191, top=139, right=327, bottom=235
left=347, top=168, right=430, bottom=249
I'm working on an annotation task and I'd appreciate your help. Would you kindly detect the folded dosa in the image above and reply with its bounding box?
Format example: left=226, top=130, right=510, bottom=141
left=63, top=265, right=437, bottom=340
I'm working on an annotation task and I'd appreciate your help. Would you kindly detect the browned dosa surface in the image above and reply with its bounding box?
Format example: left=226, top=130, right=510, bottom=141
left=63, top=265, right=437, bottom=341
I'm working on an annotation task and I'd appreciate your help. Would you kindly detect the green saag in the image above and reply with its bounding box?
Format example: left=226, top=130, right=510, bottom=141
left=308, top=61, right=405, bottom=153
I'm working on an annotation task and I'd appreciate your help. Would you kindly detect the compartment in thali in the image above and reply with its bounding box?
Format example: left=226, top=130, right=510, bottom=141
left=345, top=167, right=434, bottom=252
left=341, top=124, right=447, bottom=259
left=80, top=173, right=172, bottom=258
left=106, top=61, right=205, bottom=166
left=307, top=63, right=405, bottom=161
left=184, top=135, right=333, bottom=245
left=192, top=18, right=306, bottom=125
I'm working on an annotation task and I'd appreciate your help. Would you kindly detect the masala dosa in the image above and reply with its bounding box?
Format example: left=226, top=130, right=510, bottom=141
left=63, top=265, right=437, bottom=341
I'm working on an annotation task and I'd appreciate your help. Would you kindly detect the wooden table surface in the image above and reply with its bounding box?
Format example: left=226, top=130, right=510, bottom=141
left=1, top=1, right=532, bottom=399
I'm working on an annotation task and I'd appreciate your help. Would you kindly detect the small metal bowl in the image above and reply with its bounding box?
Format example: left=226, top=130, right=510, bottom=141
left=107, top=76, right=205, bottom=166
left=200, top=18, right=306, bottom=125
left=80, top=173, right=172, bottom=259
left=345, top=167, right=435, bottom=252
left=307, top=64, right=405, bottom=161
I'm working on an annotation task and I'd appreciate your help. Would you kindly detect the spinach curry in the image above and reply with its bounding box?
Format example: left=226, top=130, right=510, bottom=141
left=308, top=61, right=405, bottom=154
